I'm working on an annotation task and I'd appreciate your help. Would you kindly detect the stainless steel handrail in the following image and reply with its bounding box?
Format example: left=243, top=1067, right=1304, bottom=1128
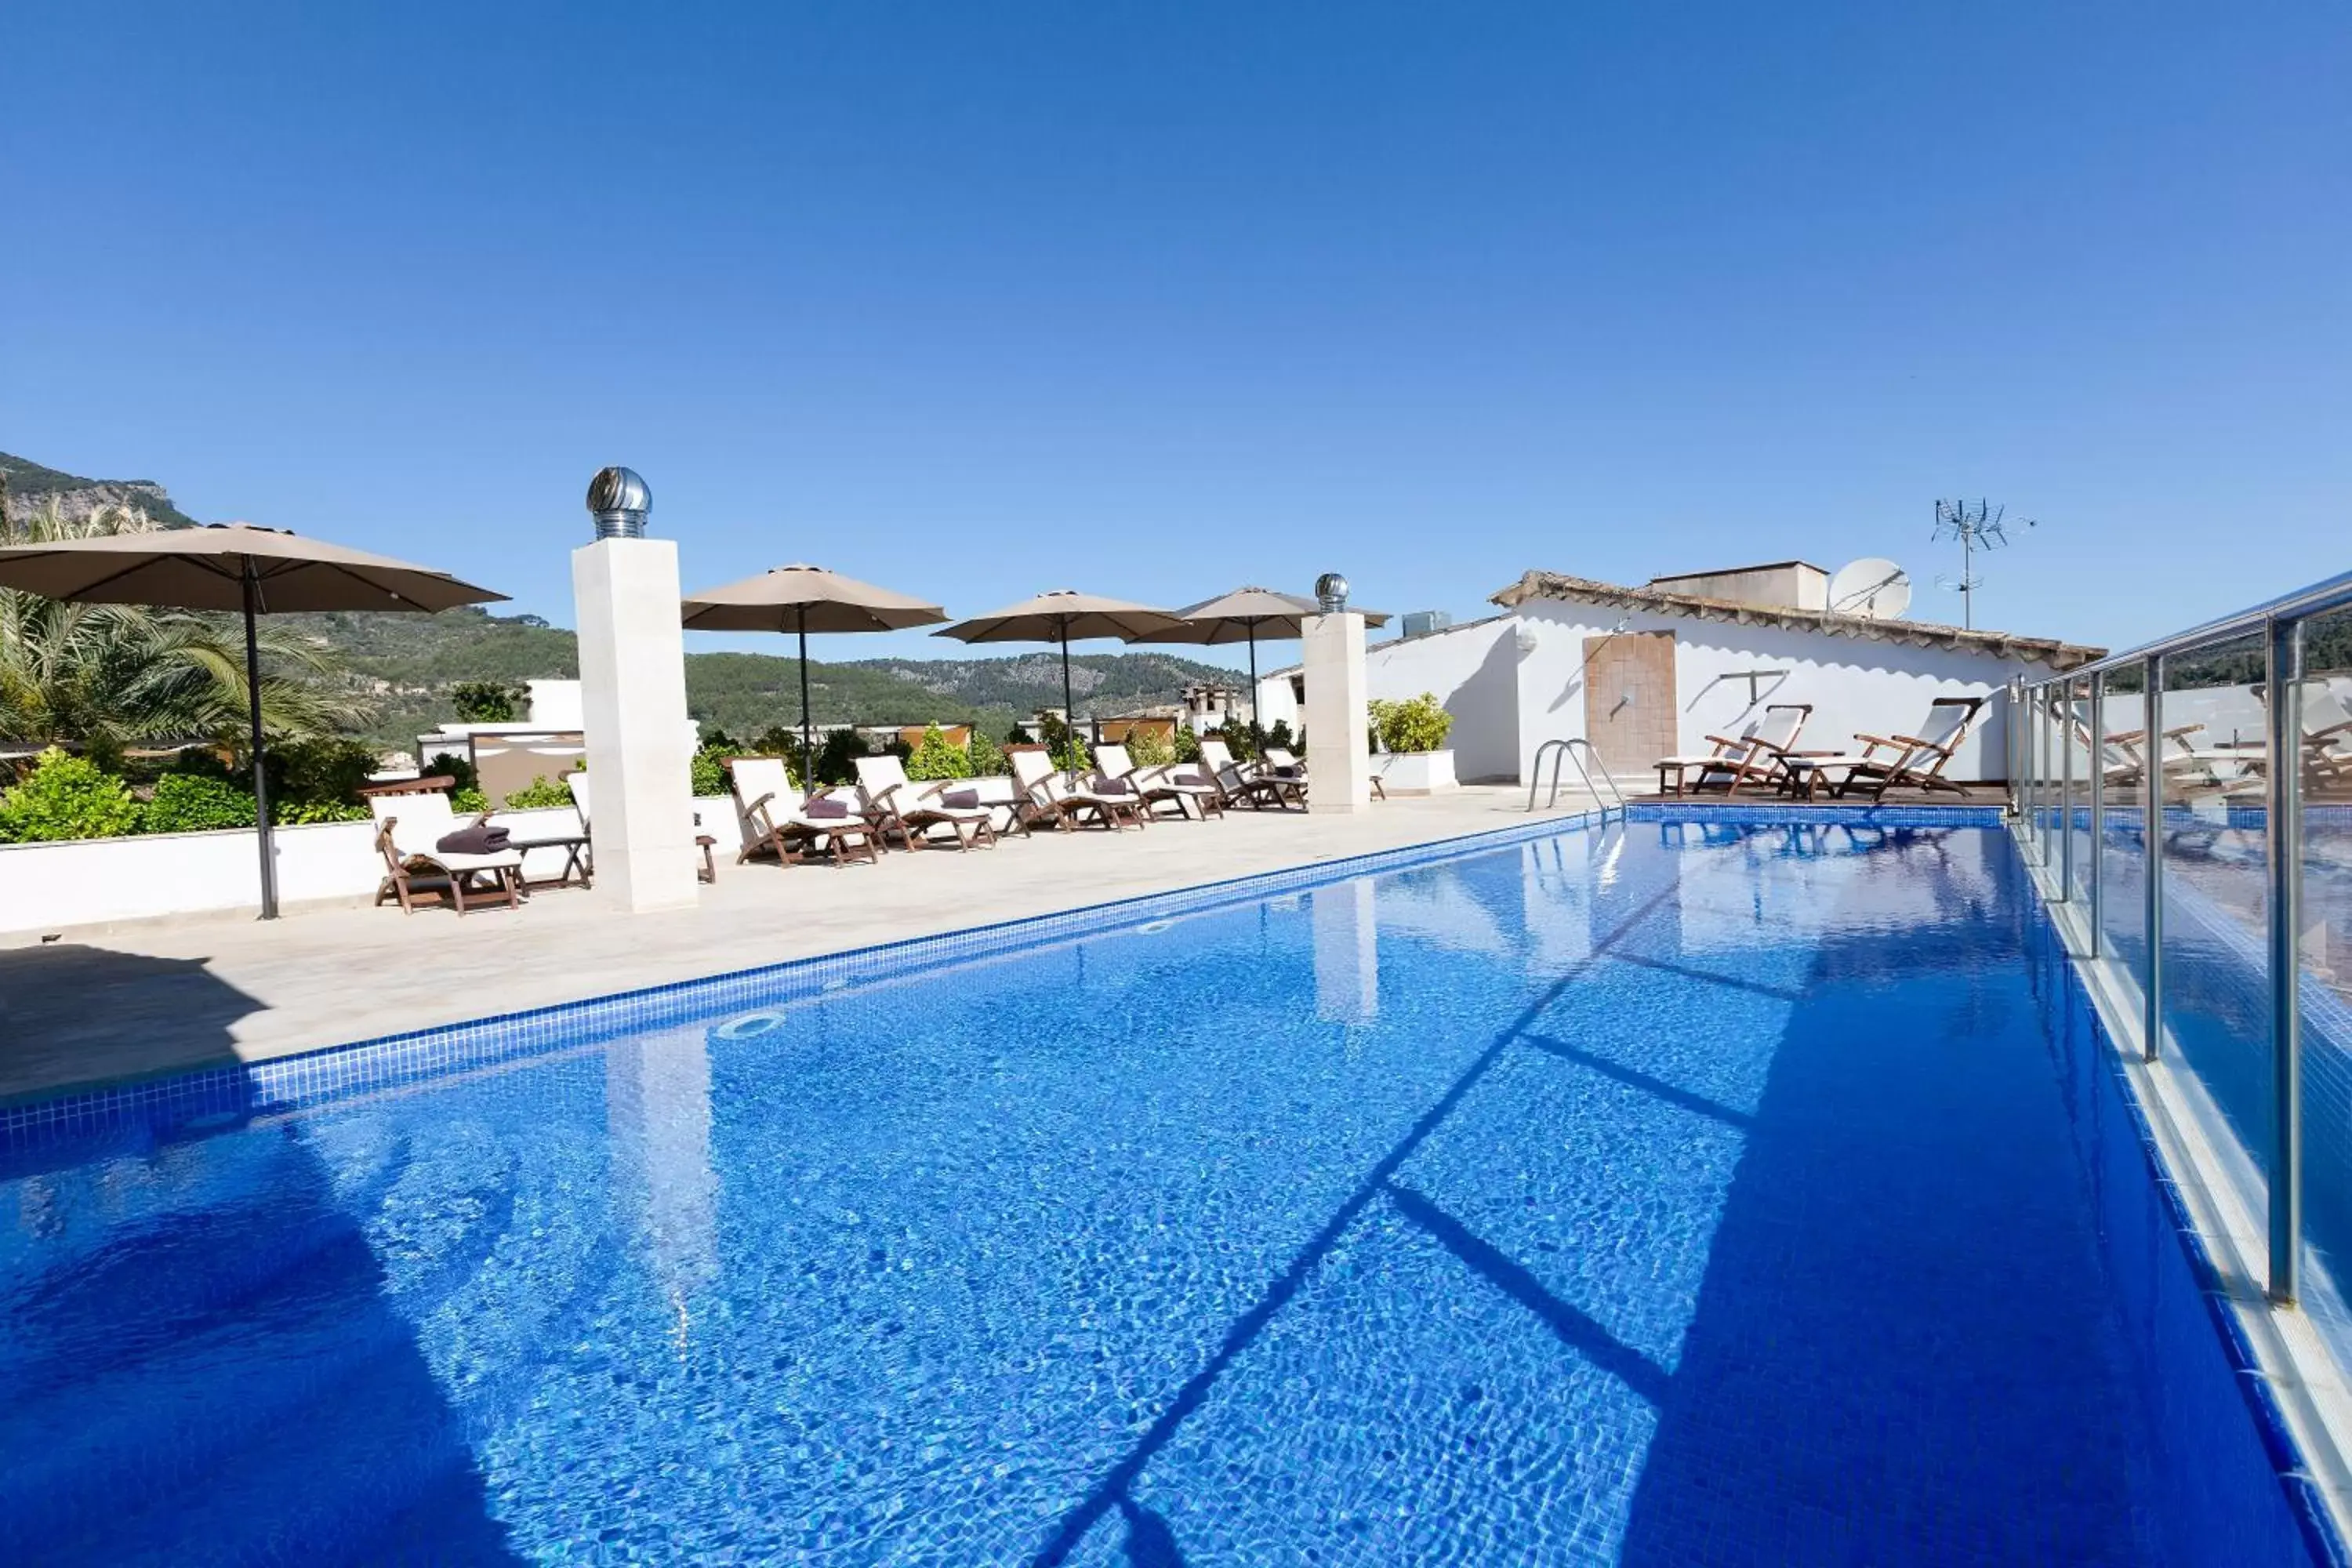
left=1528, top=737, right=1626, bottom=821
left=2056, top=566, right=2352, bottom=680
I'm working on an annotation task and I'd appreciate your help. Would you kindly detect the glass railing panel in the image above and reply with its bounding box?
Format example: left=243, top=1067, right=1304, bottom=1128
left=2158, top=630, right=2274, bottom=1221
left=2296, top=608, right=2352, bottom=1366
left=2099, top=662, right=2151, bottom=996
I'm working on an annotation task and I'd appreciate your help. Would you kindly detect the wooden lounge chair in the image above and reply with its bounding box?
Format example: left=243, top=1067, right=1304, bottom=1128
left=854, top=756, right=1000, bottom=851
left=367, top=781, right=523, bottom=915
left=1095, top=742, right=1222, bottom=820
left=1197, top=737, right=1290, bottom=811
left=566, top=771, right=719, bottom=882
left=1008, top=745, right=1150, bottom=831
left=726, top=757, right=877, bottom=866
left=1797, top=695, right=1985, bottom=804
left=1258, top=746, right=1317, bottom=808
left=1655, top=703, right=1812, bottom=797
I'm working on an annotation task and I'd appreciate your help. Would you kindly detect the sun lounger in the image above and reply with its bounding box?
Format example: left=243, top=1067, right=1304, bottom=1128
left=1791, top=696, right=1985, bottom=801
left=1258, top=746, right=1326, bottom=807
left=1008, top=745, right=1150, bottom=831
left=1197, top=737, right=1291, bottom=811
left=1654, top=703, right=1812, bottom=796
left=1095, top=742, right=1221, bottom=820
left=855, top=756, right=1000, bottom=851
left=726, top=757, right=878, bottom=866
left=368, top=781, right=523, bottom=915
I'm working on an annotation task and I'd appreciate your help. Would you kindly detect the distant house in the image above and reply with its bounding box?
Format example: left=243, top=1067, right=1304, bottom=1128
left=1255, top=561, right=2101, bottom=785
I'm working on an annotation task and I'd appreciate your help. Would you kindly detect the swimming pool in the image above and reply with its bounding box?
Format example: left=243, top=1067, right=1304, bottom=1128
left=0, top=818, right=2326, bottom=1564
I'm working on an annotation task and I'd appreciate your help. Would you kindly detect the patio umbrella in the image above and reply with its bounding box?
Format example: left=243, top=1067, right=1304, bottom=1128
left=0, top=522, right=506, bottom=919
left=681, top=564, right=947, bottom=769
left=935, top=589, right=1187, bottom=742
left=1156, top=586, right=1392, bottom=743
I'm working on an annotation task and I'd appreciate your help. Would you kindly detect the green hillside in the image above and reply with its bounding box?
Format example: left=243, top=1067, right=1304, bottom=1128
left=285, top=605, right=1236, bottom=748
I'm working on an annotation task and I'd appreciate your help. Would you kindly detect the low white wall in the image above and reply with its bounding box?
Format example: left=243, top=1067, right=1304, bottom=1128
left=0, top=797, right=737, bottom=937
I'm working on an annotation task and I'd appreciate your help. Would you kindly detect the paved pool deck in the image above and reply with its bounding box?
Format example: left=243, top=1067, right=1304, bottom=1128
left=0, top=787, right=1598, bottom=1104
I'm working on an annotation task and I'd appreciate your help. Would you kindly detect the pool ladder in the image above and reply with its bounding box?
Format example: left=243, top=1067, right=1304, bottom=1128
left=1528, top=737, right=1627, bottom=822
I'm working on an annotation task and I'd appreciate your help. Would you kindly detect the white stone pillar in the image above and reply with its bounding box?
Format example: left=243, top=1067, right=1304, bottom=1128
left=574, top=532, right=700, bottom=913
left=1302, top=609, right=1372, bottom=812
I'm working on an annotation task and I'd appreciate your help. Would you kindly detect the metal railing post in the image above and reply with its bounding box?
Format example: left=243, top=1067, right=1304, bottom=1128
left=2059, top=681, right=2075, bottom=898
left=2088, top=673, right=2104, bottom=957
left=2005, top=677, right=2023, bottom=822
left=2024, top=686, right=2042, bottom=860
left=2267, top=618, right=2305, bottom=1305
left=2144, top=655, right=2165, bottom=1064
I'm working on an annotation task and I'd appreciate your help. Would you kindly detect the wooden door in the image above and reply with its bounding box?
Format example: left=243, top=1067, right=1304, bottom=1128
left=1582, top=630, right=1678, bottom=775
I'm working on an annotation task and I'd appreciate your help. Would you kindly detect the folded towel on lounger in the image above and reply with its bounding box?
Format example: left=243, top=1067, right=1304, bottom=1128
left=942, top=787, right=981, bottom=809
left=1269, top=764, right=1303, bottom=779
left=1174, top=771, right=1214, bottom=788
left=803, top=795, right=851, bottom=819
left=1092, top=778, right=1134, bottom=795
left=435, top=825, right=510, bottom=855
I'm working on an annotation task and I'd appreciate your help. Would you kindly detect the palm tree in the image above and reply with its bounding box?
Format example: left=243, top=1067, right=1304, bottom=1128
left=0, top=500, right=372, bottom=767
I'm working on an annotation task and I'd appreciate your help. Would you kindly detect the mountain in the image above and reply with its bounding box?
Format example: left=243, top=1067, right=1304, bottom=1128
left=0, top=451, right=203, bottom=530
left=285, top=606, right=1238, bottom=748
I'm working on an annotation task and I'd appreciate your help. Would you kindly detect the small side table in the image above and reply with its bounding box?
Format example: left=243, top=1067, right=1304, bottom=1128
left=509, top=834, right=593, bottom=891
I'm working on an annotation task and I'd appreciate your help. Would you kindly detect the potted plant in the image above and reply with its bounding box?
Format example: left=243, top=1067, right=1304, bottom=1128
left=1368, top=693, right=1457, bottom=794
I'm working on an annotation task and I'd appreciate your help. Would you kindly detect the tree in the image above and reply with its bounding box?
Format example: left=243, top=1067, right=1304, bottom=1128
left=0, top=500, right=372, bottom=768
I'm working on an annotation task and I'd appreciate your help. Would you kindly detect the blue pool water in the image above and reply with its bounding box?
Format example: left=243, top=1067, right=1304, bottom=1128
left=0, top=821, right=2321, bottom=1564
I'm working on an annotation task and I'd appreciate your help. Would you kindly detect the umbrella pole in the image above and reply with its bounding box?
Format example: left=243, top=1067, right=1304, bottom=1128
left=242, top=564, right=278, bottom=920
left=797, top=607, right=813, bottom=786
left=1059, top=622, right=1076, bottom=779
left=1246, top=623, right=1261, bottom=755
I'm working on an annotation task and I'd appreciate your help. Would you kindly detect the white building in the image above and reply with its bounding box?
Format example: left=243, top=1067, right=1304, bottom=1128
left=1256, top=561, right=2101, bottom=785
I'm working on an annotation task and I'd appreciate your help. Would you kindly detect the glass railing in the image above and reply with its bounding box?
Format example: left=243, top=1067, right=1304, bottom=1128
left=2014, top=568, right=2352, bottom=1388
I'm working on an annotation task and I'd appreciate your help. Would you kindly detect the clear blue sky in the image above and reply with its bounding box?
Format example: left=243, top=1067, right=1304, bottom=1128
left=5, top=3, right=2345, bottom=666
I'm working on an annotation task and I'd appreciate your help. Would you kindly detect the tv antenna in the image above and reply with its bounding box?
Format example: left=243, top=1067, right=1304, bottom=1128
left=1931, top=499, right=2034, bottom=629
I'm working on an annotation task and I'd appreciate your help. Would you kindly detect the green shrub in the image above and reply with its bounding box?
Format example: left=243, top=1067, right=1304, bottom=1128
left=503, top=775, right=575, bottom=810
left=427, top=751, right=479, bottom=794
left=812, top=728, right=869, bottom=786
left=1370, top=693, right=1454, bottom=753
left=966, top=729, right=1007, bottom=777
left=1264, top=720, right=1297, bottom=753
left=142, top=773, right=259, bottom=833
left=1172, top=725, right=1203, bottom=764
left=264, top=735, right=380, bottom=816
left=452, top=786, right=491, bottom=814
left=0, top=749, right=143, bottom=842
left=274, top=799, right=370, bottom=825
left=690, top=744, right=732, bottom=797
left=1124, top=727, right=1174, bottom=768
left=451, top=681, right=521, bottom=722
left=906, top=724, right=971, bottom=781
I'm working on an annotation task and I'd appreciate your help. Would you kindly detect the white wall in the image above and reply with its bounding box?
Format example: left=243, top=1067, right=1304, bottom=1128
left=1255, top=617, right=1523, bottom=783
left=1508, top=600, right=2063, bottom=782
left=1365, top=618, right=1521, bottom=782
left=0, top=798, right=738, bottom=938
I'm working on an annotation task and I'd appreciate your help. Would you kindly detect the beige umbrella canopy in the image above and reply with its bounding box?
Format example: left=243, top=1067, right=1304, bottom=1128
left=681, top=563, right=947, bottom=764
left=935, top=589, right=1187, bottom=728
left=0, top=522, right=508, bottom=919
left=1157, top=586, right=1392, bottom=743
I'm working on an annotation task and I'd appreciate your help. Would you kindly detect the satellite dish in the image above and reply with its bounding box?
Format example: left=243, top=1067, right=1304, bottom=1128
left=1828, top=557, right=1912, bottom=620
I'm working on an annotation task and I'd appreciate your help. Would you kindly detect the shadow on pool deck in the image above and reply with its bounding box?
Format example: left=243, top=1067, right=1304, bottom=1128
left=0, top=955, right=525, bottom=1563
left=0, top=942, right=263, bottom=1102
